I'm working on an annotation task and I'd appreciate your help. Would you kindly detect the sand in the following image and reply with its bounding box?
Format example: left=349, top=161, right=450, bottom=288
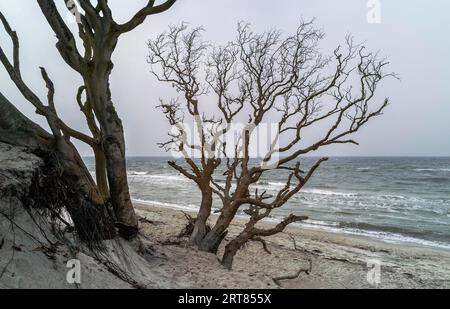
left=134, top=202, right=450, bottom=289
left=1, top=197, right=449, bottom=289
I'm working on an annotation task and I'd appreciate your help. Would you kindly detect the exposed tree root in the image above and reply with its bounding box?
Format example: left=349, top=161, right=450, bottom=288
left=24, top=152, right=115, bottom=252
left=178, top=212, right=211, bottom=239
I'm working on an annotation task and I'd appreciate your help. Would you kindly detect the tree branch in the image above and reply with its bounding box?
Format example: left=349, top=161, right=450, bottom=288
left=37, top=0, right=84, bottom=72
left=116, top=0, right=177, bottom=34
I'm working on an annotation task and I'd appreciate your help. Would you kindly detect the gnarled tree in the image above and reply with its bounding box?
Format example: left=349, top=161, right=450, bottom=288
left=150, top=21, right=395, bottom=268
left=1, top=0, right=178, bottom=238
left=148, top=25, right=224, bottom=246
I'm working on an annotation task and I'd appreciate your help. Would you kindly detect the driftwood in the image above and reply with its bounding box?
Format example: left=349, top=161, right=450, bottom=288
left=271, top=234, right=314, bottom=287
left=272, top=259, right=313, bottom=286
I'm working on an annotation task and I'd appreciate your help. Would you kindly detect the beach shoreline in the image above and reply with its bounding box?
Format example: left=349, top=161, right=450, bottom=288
left=135, top=202, right=450, bottom=289
left=133, top=199, right=450, bottom=252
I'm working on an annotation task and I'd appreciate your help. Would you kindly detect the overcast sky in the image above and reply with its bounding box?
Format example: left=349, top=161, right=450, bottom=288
left=1, top=0, right=449, bottom=156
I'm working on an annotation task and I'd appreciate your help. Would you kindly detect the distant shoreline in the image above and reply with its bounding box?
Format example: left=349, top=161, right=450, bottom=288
left=134, top=199, right=450, bottom=252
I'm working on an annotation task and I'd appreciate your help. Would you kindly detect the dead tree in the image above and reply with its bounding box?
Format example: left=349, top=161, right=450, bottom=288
left=148, top=25, right=222, bottom=246
left=1, top=0, right=178, bottom=238
left=150, top=21, right=395, bottom=266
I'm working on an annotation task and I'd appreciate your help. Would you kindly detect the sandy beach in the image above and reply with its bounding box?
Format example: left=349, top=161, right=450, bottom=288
left=1, top=198, right=449, bottom=289
left=134, top=202, right=450, bottom=289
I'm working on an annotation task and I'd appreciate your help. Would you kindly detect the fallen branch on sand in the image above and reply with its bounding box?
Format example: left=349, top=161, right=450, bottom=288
left=287, top=233, right=365, bottom=266
left=271, top=234, right=315, bottom=286
left=272, top=259, right=313, bottom=286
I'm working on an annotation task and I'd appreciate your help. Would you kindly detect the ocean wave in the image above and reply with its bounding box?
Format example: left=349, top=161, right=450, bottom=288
left=253, top=186, right=361, bottom=198
left=311, top=225, right=450, bottom=250
left=134, top=199, right=200, bottom=212
left=357, top=167, right=375, bottom=171
left=302, top=189, right=359, bottom=197
left=339, top=221, right=426, bottom=238
left=414, top=168, right=450, bottom=172
left=128, top=171, right=148, bottom=176
left=404, top=176, right=450, bottom=184
left=291, top=220, right=450, bottom=250
left=128, top=173, right=188, bottom=182
left=268, top=182, right=287, bottom=187
left=377, top=194, right=410, bottom=200
left=304, top=219, right=340, bottom=227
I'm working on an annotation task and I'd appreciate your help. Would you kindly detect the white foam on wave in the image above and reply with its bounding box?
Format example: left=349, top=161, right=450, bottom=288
left=134, top=199, right=200, bottom=212
left=289, top=221, right=450, bottom=250
left=268, top=182, right=286, bottom=187
left=292, top=220, right=450, bottom=250
left=414, top=168, right=450, bottom=172
left=357, top=167, right=375, bottom=171
left=128, top=171, right=148, bottom=176
left=304, top=219, right=340, bottom=227
left=302, top=189, right=358, bottom=197
left=252, top=184, right=359, bottom=198
left=128, top=173, right=188, bottom=182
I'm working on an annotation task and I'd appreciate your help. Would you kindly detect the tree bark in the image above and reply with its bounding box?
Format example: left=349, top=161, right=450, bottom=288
left=93, top=144, right=110, bottom=201
left=0, top=93, right=53, bottom=151
left=83, top=42, right=138, bottom=238
left=189, top=186, right=213, bottom=246
left=221, top=232, right=251, bottom=270
left=199, top=181, right=249, bottom=253
left=199, top=205, right=236, bottom=253
left=0, top=92, right=103, bottom=205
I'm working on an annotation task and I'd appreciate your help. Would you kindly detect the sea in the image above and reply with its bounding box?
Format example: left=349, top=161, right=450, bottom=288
left=84, top=157, right=450, bottom=250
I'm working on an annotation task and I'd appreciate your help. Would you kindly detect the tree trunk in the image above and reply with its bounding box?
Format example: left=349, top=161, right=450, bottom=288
left=199, top=182, right=249, bottom=253
left=84, top=49, right=138, bottom=239
left=221, top=232, right=251, bottom=270
left=199, top=205, right=237, bottom=253
left=102, top=123, right=138, bottom=238
left=0, top=93, right=53, bottom=152
left=94, top=144, right=110, bottom=201
left=190, top=186, right=213, bottom=246
left=0, top=91, right=103, bottom=207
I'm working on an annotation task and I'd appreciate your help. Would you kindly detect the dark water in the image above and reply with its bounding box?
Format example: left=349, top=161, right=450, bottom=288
left=85, top=157, right=450, bottom=250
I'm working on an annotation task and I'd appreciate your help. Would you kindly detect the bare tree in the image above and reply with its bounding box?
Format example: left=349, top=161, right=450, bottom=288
left=148, top=25, right=222, bottom=246
left=1, top=0, right=178, bottom=238
left=149, top=21, right=395, bottom=268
